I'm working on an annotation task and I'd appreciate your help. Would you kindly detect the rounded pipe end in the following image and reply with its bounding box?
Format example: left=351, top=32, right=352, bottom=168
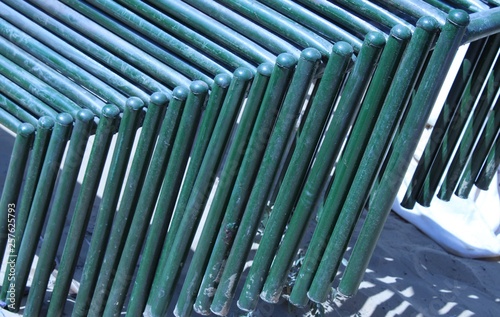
left=126, top=96, right=145, bottom=111
left=364, top=32, right=386, bottom=48
left=189, top=80, right=209, bottom=95
left=390, top=25, right=412, bottom=41
left=448, top=9, right=470, bottom=27
left=301, top=47, right=322, bottom=62
left=233, top=67, right=254, bottom=81
left=18, top=123, right=35, bottom=136
left=213, top=73, right=232, bottom=89
left=150, top=91, right=169, bottom=106
left=76, top=109, right=95, bottom=123
left=171, top=86, right=189, bottom=101
left=37, top=116, right=55, bottom=130
left=56, top=113, right=74, bottom=126
left=332, top=41, right=354, bottom=57
left=102, top=104, right=121, bottom=118
left=276, top=52, right=297, bottom=69
left=257, top=62, right=274, bottom=77
left=417, top=16, right=440, bottom=32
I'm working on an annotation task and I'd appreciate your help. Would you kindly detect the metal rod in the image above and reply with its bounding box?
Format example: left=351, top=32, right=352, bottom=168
left=337, top=11, right=468, bottom=299
left=72, top=98, right=144, bottom=317
left=146, top=68, right=253, bottom=317
left=193, top=55, right=298, bottom=316
left=174, top=62, right=274, bottom=317
left=125, top=74, right=231, bottom=316
left=88, top=94, right=167, bottom=316
left=475, top=132, right=500, bottom=190
left=260, top=25, right=410, bottom=307
left=9, top=113, right=74, bottom=312
left=46, top=105, right=121, bottom=317
left=23, top=110, right=95, bottom=316
left=0, top=94, right=38, bottom=127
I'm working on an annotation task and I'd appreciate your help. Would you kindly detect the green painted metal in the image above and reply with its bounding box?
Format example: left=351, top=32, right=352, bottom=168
left=475, top=132, right=500, bottom=190
left=27, top=0, right=191, bottom=89
left=72, top=98, right=144, bottom=317
left=376, top=0, right=448, bottom=25
left=125, top=74, right=231, bottom=317
left=1, top=0, right=161, bottom=102
left=88, top=94, right=167, bottom=316
left=214, top=0, right=333, bottom=56
left=0, top=109, right=22, bottom=132
left=257, top=0, right=364, bottom=52
left=0, top=34, right=105, bottom=115
left=64, top=0, right=221, bottom=83
left=193, top=55, right=299, bottom=316
left=0, top=75, right=59, bottom=119
left=104, top=83, right=207, bottom=316
left=259, top=25, right=410, bottom=308
left=174, top=62, right=274, bottom=317
left=401, top=36, right=492, bottom=208
left=183, top=0, right=302, bottom=56
left=456, top=95, right=500, bottom=197
left=146, top=68, right=253, bottom=317
left=241, top=30, right=387, bottom=311
left=0, top=123, right=35, bottom=266
left=0, top=94, right=38, bottom=127
left=0, top=117, right=53, bottom=302
left=423, top=0, right=455, bottom=13
left=464, top=7, right=500, bottom=43
left=447, top=0, right=490, bottom=12
left=337, top=11, right=468, bottom=299
left=46, top=105, right=121, bottom=317
left=23, top=110, right=95, bottom=316
left=438, top=51, right=500, bottom=200
left=416, top=35, right=500, bottom=207
left=9, top=113, right=73, bottom=312
left=0, top=56, right=80, bottom=117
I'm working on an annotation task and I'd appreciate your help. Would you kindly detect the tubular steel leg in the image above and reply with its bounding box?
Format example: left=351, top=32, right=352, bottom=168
left=103, top=83, right=206, bottom=316
left=46, top=105, right=121, bottom=317
left=475, top=133, right=500, bottom=190
left=9, top=113, right=74, bottom=312
left=174, top=62, right=274, bottom=317
left=125, top=74, right=231, bottom=317
left=0, top=123, right=35, bottom=266
left=259, top=25, right=411, bottom=308
left=72, top=98, right=144, bottom=317
left=145, top=68, right=254, bottom=317
left=193, top=55, right=299, bottom=316
left=0, top=117, right=53, bottom=302
left=23, top=109, right=95, bottom=317
left=438, top=53, right=500, bottom=200
left=88, top=93, right=167, bottom=316
left=240, top=31, right=387, bottom=312
left=456, top=95, right=500, bottom=197
left=336, top=11, right=469, bottom=299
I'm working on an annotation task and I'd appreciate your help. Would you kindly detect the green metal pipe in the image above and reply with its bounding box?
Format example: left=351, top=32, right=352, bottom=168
left=294, top=0, right=383, bottom=45
left=68, top=0, right=221, bottom=83
left=146, top=68, right=253, bottom=317
left=240, top=31, right=387, bottom=311
left=117, top=0, right=257, bottom=71
left=417, top=36, right=500, bottom=206
left=0, top=94, right=38, bottom=127
left=257, top=0, right=364, bottom=52
left=463, top=7, right=500, bottom=44
left=210, top=42, right=352, bottom=315
left=0, top=34, right=105, bottom=115
left=125, top=74, right=231, bottom=316
left=8, top=113, right=73, bottom=312
left=72, top=98, right=144, bottom=317
left=422, top=0, right=454, bottom=13
left=260, top=26, right=410, bottom=307
left=0, top=75, right=59, bottom=119
left=438, top=52, right=500, bottom=200
left=28, top=0, right=191, bottom=89
left=46, top=105, right=120, bottom=317
left=0, top=123, right=35, bottom=266
left=0, top=57, right=80, bottom=117
left=23, top=110, right=94, bottom=316
left=104, top=83, right=207, bottom=316
left=193, top=55, right=298, bottom=316
left=456, top=95, right=500, bottom=197
left=446, top=0, right=490, bottom=12
left=336, top=11, right=468, bottom=299
left=183, top=0, right=301, bottom=56
left=88, top=94, right=168, bottom=316
left=0, top=117, right=53, bottom=302
left=475, top=133, right=500, bottom=190
left=214, top=0, right=333, bottom=56
left=0, top=109, right=21, bottom=132
left=174, top=62, right=274, bottom=317
left=376, top=0, right=448, bottom=25
left=1, top=0, right=162, bottom=101
left=0, top=12, right=129, bottom=108
left=401, top=36, right=490, bottom=208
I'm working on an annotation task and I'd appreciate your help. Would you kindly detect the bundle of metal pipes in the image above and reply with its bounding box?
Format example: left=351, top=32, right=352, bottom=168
left=0, top=0, right=499, bottom=316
